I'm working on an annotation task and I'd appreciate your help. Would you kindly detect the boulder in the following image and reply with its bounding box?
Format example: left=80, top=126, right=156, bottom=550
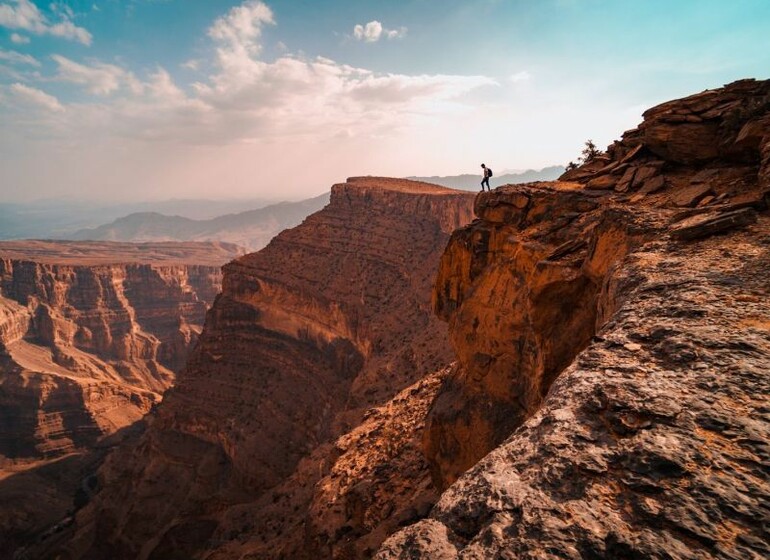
left=643, top=122, right=721, bottom=164
left=670, top=183, right=714, bottom=207
left=586, top=173, right=617, bottom=190
left=671, top=208, right=757, bottom=241
left=614, top=167, right=636, bottom=193
left=638, top=175, right=666, bottom=194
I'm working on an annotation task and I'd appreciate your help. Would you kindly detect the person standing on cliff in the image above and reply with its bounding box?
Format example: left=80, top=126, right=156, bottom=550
left=481, top=163, right=492, bottom=191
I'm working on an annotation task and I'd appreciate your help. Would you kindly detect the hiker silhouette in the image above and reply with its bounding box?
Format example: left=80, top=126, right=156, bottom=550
left=481, top=163, right=492, bottom=191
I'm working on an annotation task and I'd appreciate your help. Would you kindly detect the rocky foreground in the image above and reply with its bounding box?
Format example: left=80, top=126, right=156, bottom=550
left=0, top=240, right=242, bottom=553
left=15, top=79, right=770, bottom=560
left=379, top=79, right=770, bottom=558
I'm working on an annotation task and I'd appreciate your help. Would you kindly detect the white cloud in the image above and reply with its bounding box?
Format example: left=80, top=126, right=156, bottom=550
left=8, top=82, right=63, bottom=112
left=208, top=0, right=274, bottom=55
left=2, top=0, right=491, bottom=147
left=353, top=20, right=407, bottom=42
left=181, top=59, right=200, bottom=71
left=0, top=0, right=92, bottom=45
left=10, top=32, right=29, bottom=43
left=386, top=27, right=407, bottom=40
left=0, top=0, right=500, bottom=203
left=510, top=71, right=532, bottom=83
left=0, top=47, right=39, bottom=66
left=52, top=54, right=141, bottom=95
left=353, top=20, right=382, bottom=42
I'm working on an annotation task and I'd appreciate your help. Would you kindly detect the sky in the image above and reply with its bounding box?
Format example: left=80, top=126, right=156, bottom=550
left=0, top=0, right=769, bottom=203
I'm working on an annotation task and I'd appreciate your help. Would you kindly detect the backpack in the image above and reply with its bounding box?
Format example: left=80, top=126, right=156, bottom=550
left=488, top=168, right=493, bottom=177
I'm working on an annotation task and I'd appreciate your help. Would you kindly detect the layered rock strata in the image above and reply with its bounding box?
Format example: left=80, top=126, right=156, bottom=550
left=0, top=241, right=238, bottom=553
left=379, top=80, right=770, bottom=558
left=55, top=178, right=475, bottom=559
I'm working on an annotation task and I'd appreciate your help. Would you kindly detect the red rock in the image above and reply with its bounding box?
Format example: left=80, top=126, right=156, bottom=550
left=585, top=173, right=618, bottom=190
left=619, top=143, right=644, bottom=163
left=25, top=80, right=770, bottom=560
left=670, top=183, right=714, bottom=207
left=0, top=241, right=237, bottom=546
left=614, top=166, right=636, bottom=192
left=52, top=178, right=475, bottom=560
left=639, top=175, right=667, bottom=194
left=671, top=208, right=757, bottom=240
left=734, top=117, right=770, bottom=151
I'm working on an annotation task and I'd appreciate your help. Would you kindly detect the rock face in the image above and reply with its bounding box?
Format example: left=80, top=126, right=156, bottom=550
left=425, top=183, right=646, bottom=490
left=0, top=241, right=239, bottom=553
left=53, top=178, right=475, bottom=559
left=378, top=80, right=769, bottom=558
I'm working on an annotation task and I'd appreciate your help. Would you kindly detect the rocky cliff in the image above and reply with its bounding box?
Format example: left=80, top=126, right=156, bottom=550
left=378, top=79, right=769, bottom=558
left=0, top=240, right=240, bottom=553
left=50, top=178, right=475, bottom=559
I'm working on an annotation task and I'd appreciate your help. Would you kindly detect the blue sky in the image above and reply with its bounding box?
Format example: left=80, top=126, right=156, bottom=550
left=1, top=0, right=768, bottom=202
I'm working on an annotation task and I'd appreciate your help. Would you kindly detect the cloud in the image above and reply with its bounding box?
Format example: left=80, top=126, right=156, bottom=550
left=509, top=71, right=532, bottom=83
left=385, top=27, right=407, bottom=40
left=181, top=59, right=200, bottom=71
left=0, top=47, right=39, bottom=66
left=10, top=32, right=29, bottom=43
left=3, top=0, right=491, bottom=146
left=52, top=54, right=141, bottom=95
left=353, top=20, right=407, bottom=42
left=0, top=0, right=92, bottom=45
left=8, top=82, right=63, bottom=112
left=208, top=0, right=274, bottom=55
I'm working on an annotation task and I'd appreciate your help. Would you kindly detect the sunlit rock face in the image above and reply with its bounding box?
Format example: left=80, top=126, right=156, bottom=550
left=378, top=79, right=770, bottom=559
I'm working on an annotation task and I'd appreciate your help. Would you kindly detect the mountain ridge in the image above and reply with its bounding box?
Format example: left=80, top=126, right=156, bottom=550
left=407, top=165, right=564, bottom=190
left=69, top=193, right=331, bottom=251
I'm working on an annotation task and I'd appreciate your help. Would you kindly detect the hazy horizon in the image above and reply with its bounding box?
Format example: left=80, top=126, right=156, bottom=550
left=1, top=0, right=769, bottom=203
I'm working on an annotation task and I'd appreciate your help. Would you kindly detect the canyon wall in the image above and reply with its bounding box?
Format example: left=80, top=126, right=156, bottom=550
left=0, top=240, right=239, bottom=552
left=379, top=79, right=769, bottom=558
left=53, top=178, right=475, bottom=559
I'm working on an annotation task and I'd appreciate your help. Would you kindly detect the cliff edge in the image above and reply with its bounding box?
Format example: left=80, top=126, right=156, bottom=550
left=379, top=79, right=770, bottom=559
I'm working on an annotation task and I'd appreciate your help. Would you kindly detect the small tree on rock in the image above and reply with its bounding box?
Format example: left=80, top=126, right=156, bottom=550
left=581, top=139, right=600, bottom=162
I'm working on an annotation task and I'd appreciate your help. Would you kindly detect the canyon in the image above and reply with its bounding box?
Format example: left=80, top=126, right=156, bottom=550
left=9, top=79, right=770, bottom=560
left=0, top=240, right=242, bottom=553
left=31, top=178, right=476, bottom=560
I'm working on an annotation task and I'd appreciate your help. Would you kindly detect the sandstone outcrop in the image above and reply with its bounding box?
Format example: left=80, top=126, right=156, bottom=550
left=424, top=182, right=648, bottom=490
left=379, top=79, right=769, bottom=558
left=50, top=178, right=475, bottom=559
left=0, top=241, right=239, bottom=553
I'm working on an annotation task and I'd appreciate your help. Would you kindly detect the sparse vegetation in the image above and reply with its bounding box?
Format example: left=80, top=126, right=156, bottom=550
left=566, top=139, right=605, bottom=170
left=581, top=139, right=601, bottom=162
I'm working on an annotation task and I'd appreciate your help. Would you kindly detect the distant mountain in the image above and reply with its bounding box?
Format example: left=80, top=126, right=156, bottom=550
left=408, top=165, right=564, bottom=191
left=0, top=197, right=282, bottom=240
left=71, top=193, right=331, bottom=251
